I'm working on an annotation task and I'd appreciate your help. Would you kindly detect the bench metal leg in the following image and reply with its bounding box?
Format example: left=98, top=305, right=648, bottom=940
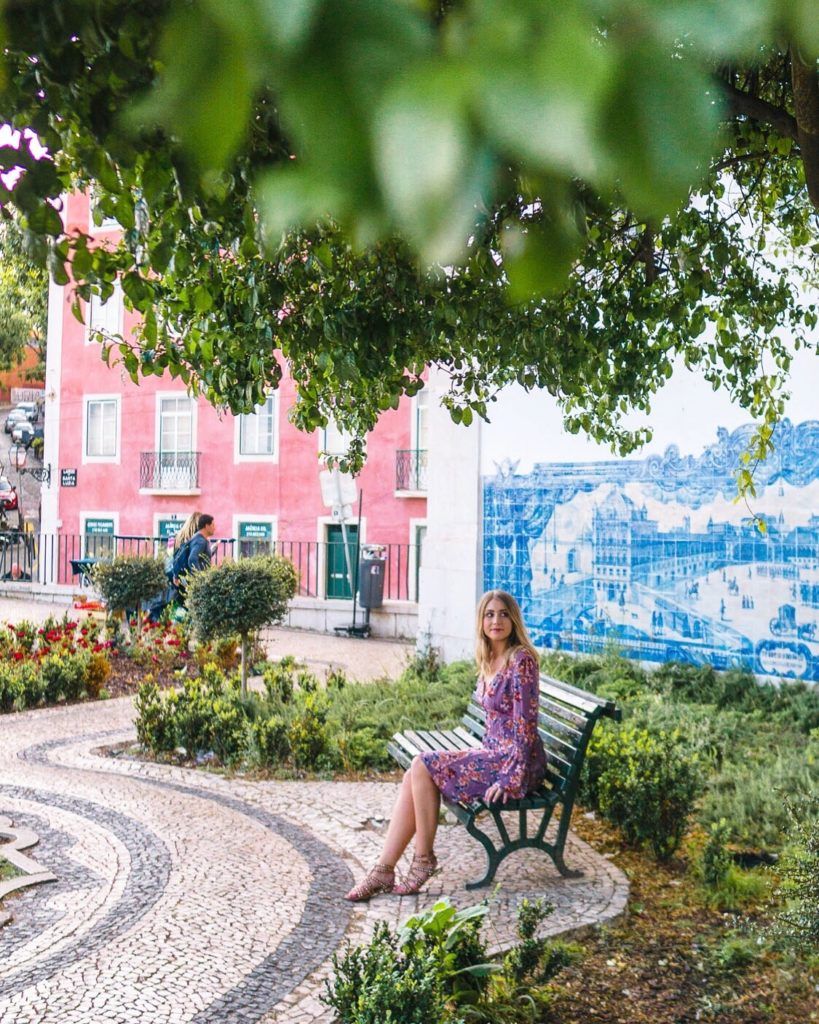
left=462, top=805, right=583, bottom=888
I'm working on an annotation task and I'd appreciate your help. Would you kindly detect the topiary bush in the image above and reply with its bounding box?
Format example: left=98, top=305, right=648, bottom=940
left=186, top=554, right=298, bottom=694
left=91, top=555, right=168, bottom=632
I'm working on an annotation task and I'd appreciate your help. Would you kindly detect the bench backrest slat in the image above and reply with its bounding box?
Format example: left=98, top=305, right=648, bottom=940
left=541, top=674, right=620, bottom=720
left=539, top=678, right=600, bottom=714
left=538, top=696, right=589, bottom=730
left=538, top=711, right=583, bottom=745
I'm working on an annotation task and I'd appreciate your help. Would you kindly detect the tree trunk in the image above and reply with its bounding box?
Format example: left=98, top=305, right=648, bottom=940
left=240, top=636, right=247, bottom=697
left=791, top=50, right=819, bottom=212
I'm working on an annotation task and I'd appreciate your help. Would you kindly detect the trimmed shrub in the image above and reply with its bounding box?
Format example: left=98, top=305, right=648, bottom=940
left=583, top=724, right=703, bottom=859
left=91, top=555, right=168, bottom=630
left=40, top=652, right=89, bottom=704
left=186, top=555, right=298, bottom=694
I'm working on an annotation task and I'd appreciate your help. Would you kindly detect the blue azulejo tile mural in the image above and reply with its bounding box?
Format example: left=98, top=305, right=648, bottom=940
left=482, top=419, right=819, bottom=681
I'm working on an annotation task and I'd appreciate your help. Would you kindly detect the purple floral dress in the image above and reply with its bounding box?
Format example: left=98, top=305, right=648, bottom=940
left=420, top=649, right=546, bottom=803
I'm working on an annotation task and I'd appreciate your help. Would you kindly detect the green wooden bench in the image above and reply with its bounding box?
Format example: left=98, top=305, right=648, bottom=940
left=387, top=672, right=621, bottom=889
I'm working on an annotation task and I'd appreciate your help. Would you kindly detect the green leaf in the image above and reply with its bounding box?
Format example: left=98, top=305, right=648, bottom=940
left=603, top=42, right=722, bottom=216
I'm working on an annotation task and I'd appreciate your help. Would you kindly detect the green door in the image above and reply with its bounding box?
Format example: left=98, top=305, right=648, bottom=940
left=326, top=524, right=358, bottom=599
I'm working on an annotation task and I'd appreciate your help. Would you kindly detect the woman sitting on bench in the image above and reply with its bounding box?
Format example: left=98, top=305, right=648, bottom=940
left=345, top=589, right=546, bottom=901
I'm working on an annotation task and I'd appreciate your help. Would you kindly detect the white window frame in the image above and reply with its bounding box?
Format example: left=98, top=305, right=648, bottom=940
left=85, top=281, right=123, bottom=344
left=82, top=394, right=121, bottom=464
left=408, top=517, right=428, bottom=603
left=234, top=394, right=279, bottom=462
left=232, top=514, right=279, bottom=558
left=410, top=385, right=430, bottom=453
left=317, top=515, right=367, bottom=600
left=80, top=510, right=120, bottom=559
left=155, top=392, right=197, bottom=454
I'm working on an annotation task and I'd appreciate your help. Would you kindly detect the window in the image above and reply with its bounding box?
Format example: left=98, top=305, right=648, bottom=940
left=83, top=516, right=116, bottom=558
left=319, top=422, right=357, bottom=458
left=87, top=283, right=123, bottom=341
left=412, top=385, right=429, bottom=451
left=85, top=399, right=118, bottom=458
left=151, top=396, right=197, bottom=490
left=237, top=520, right=276, bottom=558
left=239, top=396, right=277, bottom=457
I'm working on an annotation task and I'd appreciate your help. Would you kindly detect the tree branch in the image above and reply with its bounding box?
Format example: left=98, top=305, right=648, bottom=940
left=717, top=77, right=798, bottom=141
left=791, top=50, right=819, bottom=211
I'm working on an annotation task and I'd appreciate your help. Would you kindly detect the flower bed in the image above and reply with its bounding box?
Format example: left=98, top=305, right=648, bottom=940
left=0, top=614, right=196, bottom=713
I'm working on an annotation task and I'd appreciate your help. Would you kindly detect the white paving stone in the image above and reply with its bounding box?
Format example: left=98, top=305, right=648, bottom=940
left=0, top=689, right=628, bottom=1023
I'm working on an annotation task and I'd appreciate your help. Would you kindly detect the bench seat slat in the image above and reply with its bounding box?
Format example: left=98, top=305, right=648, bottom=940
left=428, top=729, right=468, bottom=752
left=404, top=729, right=440, bottom=754
left=540, top=676, right=607, bottom=714
left=453, top=726, right=483, bottom=749
left=415, top=729, right=453, bottom=753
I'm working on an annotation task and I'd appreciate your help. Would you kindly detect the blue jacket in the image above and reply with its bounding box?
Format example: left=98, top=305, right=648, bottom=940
left=185, top=533, right=212, bottom=575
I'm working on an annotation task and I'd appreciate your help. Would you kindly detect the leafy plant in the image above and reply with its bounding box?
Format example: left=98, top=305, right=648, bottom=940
left=768, top=796, right=819, bottom=953
left=185, top=555, right=298, bottom=694
left=91, top=555, right=167, bottom=633
left=584, top=724, right=703, bottom=860
left=324, top=922, right=458, bottom=1024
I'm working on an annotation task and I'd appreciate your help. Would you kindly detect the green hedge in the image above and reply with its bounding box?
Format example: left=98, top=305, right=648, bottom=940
left=134, top=656, right=475, bottom=772
left=0, top=651, right=103, bottom=711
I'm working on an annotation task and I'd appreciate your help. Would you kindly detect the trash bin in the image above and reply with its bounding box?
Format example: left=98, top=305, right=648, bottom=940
left=358, top=545, right=387, bottom=609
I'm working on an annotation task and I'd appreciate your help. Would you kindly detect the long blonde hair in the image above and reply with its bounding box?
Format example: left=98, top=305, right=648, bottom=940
left=475, top=589, right=539, bottom=680
left=173, top=510, right=202, bottom=548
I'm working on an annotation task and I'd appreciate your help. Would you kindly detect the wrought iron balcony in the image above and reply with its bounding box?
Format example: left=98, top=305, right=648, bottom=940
left=395, top=449, right=428, bottom=492
left=140, top=451, right=201, bottom=491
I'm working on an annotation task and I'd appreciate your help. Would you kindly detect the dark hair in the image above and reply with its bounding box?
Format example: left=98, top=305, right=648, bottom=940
left=197, top=514, right=214, bottom=531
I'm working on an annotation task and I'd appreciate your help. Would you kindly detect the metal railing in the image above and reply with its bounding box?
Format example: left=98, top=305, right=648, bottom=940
left=395, top=448, right=428, bottom=491
left=139, top=451, right=201, bottom=490
left=0, top=532, right=422, bottom=603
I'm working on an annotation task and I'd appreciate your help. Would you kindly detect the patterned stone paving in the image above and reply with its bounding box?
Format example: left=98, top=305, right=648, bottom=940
left=0, top=695, right=628, bottom=1023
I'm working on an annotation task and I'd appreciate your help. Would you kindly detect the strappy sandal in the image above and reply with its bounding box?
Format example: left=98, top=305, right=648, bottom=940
left=344, top=863, right=395, bottom=902
left=393, top=853, right=439, bottom=896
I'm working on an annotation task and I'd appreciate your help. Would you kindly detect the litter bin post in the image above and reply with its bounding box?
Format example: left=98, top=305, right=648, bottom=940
left=358, top=544, right=387, bottom=610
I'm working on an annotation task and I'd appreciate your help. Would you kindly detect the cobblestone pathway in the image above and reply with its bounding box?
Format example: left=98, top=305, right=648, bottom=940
left=0, top=697, right=628, bottom=1023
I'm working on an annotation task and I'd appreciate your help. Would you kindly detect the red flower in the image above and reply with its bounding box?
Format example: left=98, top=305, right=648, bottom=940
left=12, top=651, right=23, bottom=661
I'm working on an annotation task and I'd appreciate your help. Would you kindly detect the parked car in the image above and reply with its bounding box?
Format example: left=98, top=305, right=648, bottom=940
left=14, top=401, right=39, bottom=423
left=12, top=422, right=43, bottom=448
left=0, top=477, right=18, bottom=511
left=4, top=409, right=29, bottom=434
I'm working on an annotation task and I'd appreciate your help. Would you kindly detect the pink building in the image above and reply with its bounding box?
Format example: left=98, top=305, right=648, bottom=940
left=41, top=192, right=427, bottom=632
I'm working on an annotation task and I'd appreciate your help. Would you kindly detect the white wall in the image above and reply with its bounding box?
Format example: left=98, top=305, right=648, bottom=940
left=416, top=367, right=483, bottom=662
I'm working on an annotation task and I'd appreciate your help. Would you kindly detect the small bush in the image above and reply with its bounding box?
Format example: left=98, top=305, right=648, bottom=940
left=769, top=796, right=819, bottom=953
left=584, top=724, right=702, bottom=859
left=186, top=554, right=298, bottom=693
left=91, top=555, right=167, bottom=625
left=288, top=691, right=333, bottom=769
left=700, top=819, right=733, bottom=888
left=85, top=651, right=112, bottom=699
left=134, top=680, right=177, bottom=753
left=325, top=922, right=455, bottom=1024
left=40, top=652, right=89, bottom=703
left=250, top=715, right=290, bottom=766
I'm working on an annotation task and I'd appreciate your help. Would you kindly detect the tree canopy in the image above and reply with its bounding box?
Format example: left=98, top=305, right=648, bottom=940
left=0, top=0, right=817, bottom=474
left=0, top=217, right=47, bottom=374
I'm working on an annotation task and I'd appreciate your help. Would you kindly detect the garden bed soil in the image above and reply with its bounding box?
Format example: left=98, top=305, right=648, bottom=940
left=102, top=656, right=188, bottom=700
left=550, top=812, right=817, bottom=1024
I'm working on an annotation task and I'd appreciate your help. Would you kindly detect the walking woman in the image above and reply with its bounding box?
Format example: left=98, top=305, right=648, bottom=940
left=345, top=589, right=546, bottom=901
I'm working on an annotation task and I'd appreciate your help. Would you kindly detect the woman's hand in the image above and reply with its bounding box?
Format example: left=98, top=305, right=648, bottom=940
left=484, top=783, right=510, bottom=804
